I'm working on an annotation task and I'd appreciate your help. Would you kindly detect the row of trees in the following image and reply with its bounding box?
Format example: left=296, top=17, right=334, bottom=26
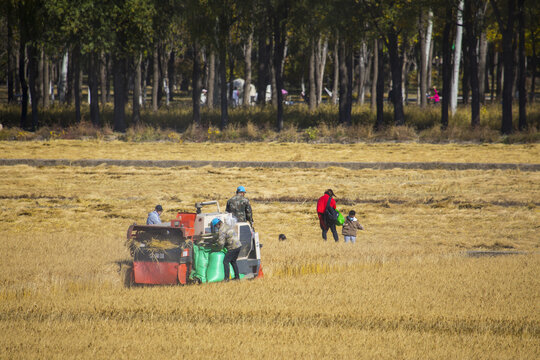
left=1, top=0, right=538, bottom=134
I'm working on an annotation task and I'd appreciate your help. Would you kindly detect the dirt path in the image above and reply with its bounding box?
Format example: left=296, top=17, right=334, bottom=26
left=0, top=158, right=539, bottom=171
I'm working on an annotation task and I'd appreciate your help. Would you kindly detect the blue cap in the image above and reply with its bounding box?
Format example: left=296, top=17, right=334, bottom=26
left=211, top=218, right=222, bottom=227
left=237, top=186, right=246, bottom=193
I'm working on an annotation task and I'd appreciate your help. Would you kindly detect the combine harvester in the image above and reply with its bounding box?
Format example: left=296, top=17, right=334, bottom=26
left=124, top=201, right=263, bottom=286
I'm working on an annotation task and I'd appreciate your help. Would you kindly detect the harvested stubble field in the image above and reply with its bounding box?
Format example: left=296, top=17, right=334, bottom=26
left=1, top=140, right=539, bottom=163
left=0, top=141, right=539, bottom=359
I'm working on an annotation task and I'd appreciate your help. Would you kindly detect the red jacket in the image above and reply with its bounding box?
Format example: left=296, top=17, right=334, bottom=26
left=317, top=194, right=336, bottom=214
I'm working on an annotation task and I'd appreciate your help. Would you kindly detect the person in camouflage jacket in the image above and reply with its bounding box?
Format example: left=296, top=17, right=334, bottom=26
left=226, top=186, right=253, bottom=225
left=211, top=218, right=242, bottom=281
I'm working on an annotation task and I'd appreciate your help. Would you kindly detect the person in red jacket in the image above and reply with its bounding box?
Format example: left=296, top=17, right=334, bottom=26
left=316, top=189, right=339, bottom=242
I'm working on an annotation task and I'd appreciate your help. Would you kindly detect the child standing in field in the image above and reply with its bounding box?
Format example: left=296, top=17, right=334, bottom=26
left=342, top=210, right=364, bottom=243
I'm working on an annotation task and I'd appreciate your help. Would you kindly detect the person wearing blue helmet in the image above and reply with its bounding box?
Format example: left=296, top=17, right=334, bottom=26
left=210, top=217, right=222, bottom=233
left=226, top=186, right=253, bottom=226
left=210, top=218, right=242, bottom=281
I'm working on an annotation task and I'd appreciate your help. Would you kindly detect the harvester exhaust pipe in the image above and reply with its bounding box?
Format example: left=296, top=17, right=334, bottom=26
left=195, top=201, right=221, bottom=214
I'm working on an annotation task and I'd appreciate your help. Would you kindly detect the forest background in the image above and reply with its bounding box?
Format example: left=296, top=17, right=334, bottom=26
left=0, top=0, right=539, bottom=142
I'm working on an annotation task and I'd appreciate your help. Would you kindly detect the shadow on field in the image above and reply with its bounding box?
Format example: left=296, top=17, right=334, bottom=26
left=251, top=196, right=540, bottom=209
left=115, top=260, right=134, bottom=288
left=466, top=250, right=528, bottom=257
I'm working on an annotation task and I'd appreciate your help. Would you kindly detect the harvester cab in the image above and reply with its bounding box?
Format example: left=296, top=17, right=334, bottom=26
left=125, top=200, right=262, bottom=286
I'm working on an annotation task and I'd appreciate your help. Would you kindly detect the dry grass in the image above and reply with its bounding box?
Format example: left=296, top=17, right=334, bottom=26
left=1, top=102, right=539, bottom=143
left=0, top=142, right=539, bottom=359
left=0, top=140, right=539, bottom=164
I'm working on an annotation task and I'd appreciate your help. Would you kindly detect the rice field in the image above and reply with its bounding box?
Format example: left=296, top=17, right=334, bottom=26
left=1, top=140, right=539, bottom=164
left=0, top=141, right=539, bottom=359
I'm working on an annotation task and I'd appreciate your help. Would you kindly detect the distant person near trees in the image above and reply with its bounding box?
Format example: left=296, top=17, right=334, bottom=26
left=226, top=186, right=253, bottom=226
left=428, top=87, right=440, bottom=103
left=342, top=210, right=364, bottom=243
left=147, top=205, right=163, bottom=225
left=316, top=189, right=339, bottom=242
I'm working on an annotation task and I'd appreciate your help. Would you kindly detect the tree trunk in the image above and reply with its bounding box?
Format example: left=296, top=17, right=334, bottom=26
left=530, top=32, right=537, bottom=103
left=371, top=39, right=378, bottom=112
left=272, top=4, right=288, bottom=132
left=50, top=60, right=56, bottom=103
left=168, top=51, right=175, bottom=102
left=73, top=45, right=81, bottom=123
left=42, top=53, right=50, bottom=108
left=7, top=4, right=15, bottom=103
left=152, top=43, right=159, bottom=112
left=243, top=30, right=253, bottom=107
left=464, top=0, right=480, bottom=127
left=19, top=40, right=29, bottom=129
left=331, top=34, right=339, bottom=105
left=228, top=50, right=235, bottom=103
left=88, top=51, right=100, bottom=127
left=6, top=29, right=13, bottom=103
left=219, top=42, right=229, bottom=130
left=338, top=37, right=352, bottom=126
left=316, top=36, right=323, bottom=105
left=386, top=29, right=405, bottom=126
left=192, top=42, right=201, bottom=125
left=512, top=35, right=519, bottom=98
left=490, top=45, right=495, bottom=103
left=419, top=10, right=428, bottom=108
left=39, top=50, right=44, bottom=108
left=517, top=0, right=526, bottom=130
left=280, top=37, right=288, bottom=78
left=58, top=52, right=68, bottom=103
left=207, top=50, right=215, bottom=109
left=451, top=0, right=464, bottom=115
left=462, top=39, right=470, bottom=106
left=132, top=53, right=142, bottom=124
left=269, top=44, right=278, bottom=106
left=346, top=42, right=353, bottom=123
left=202, top=49, right=208, bottom=92
left=14, top=42, right=20, bottom=95
left=401, top=38, right=413, bottom=105
left=161, top=49, right=171, bottom=107
left=375, top=38, right=384, bottom=130
left=257, top=30, right=269, bottom=106
left=315, top=35, right=328, bottom=105
left=113, top=55, right=127, bottom=132
left=100, top=52, right=107, bottom=106
left=427, top=37, right=434, bottom=90
left=441, top=5, right=453, bottom=129
left=425, top=10, right=433, bottom=91
left=106, top=54, right=112, bottom=103
left=417, top=62, right=421, bottom=105
left=364, top=47, right=372, bottom=105
left=308, top=38, right=317, bottom=111
left=491, top=0, right=516, bottom=134
left=496, top=51, right=503, bottom=100
left=338, top=37, right=347, bottom=123
left=402, top=50, right=410, bottom=104
left=28, top=44, right=39, bottom=131
left=478, top=32, right=488, bottom=104
left=357, top=41, right=367, bottom=105
left=66, top=49, right=73, bottom=105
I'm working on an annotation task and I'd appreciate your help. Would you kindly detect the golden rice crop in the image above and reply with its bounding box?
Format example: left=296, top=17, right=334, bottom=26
left=0, top=141, right=538, bottom=359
